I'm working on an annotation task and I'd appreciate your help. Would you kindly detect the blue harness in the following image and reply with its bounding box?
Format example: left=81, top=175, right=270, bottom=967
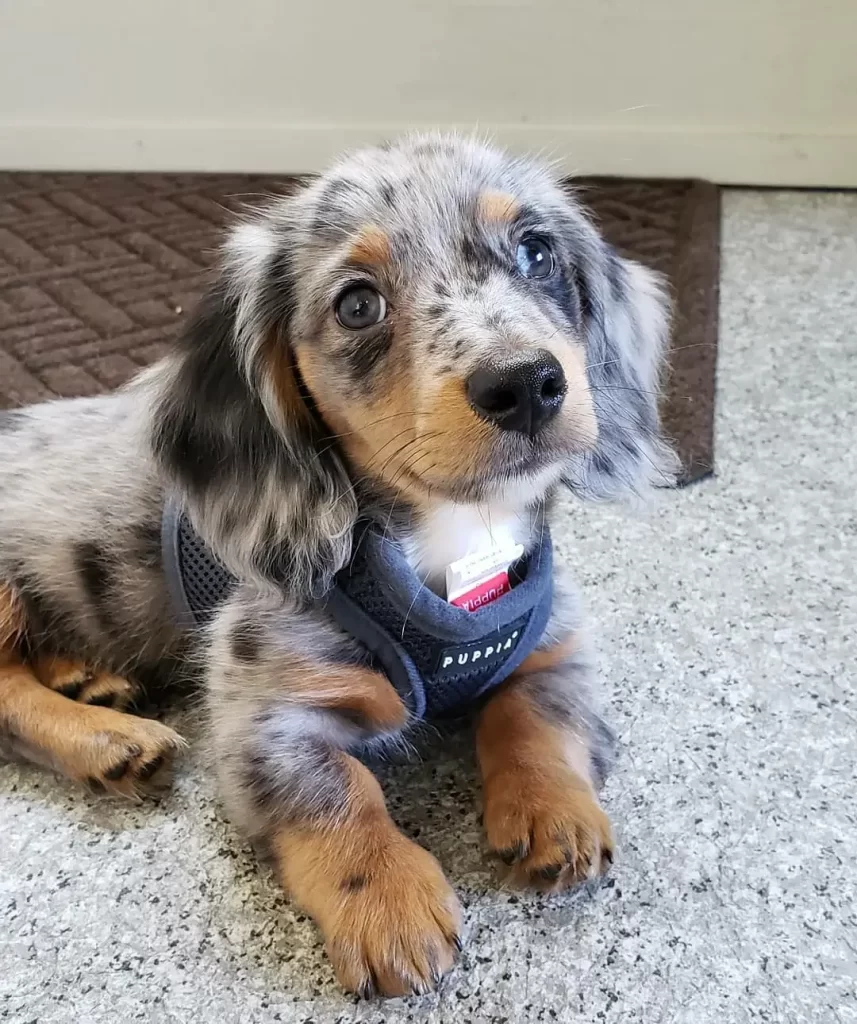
left=162, top=500, right=553, bottom=720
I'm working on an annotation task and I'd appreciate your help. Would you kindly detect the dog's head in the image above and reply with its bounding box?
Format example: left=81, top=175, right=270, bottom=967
left=151, top=134, right=675, bottom=597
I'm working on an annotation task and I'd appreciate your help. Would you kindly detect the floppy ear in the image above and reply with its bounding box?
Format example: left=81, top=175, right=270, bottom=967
left=563, top=227, right=679, bottom=499
left=148, top=217, right=357, bottom=601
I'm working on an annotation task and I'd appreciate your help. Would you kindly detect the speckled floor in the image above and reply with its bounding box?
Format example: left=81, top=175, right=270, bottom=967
left=2, top=190, right=856, bottom=1024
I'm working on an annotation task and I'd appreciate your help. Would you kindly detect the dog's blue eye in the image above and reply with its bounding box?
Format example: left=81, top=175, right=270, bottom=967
left=515, top=237, right=555, bottom=280
left=335, top=286, right=387, bottom=330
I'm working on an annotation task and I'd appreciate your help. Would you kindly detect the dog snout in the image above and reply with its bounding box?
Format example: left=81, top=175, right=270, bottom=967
left=466, top=351, right=567, bottom=437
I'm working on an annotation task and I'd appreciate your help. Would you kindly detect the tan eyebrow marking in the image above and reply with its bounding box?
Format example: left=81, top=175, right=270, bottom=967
left=347, top=224, right=391, bottom=265
left=477, top=190, right=520, bottom=223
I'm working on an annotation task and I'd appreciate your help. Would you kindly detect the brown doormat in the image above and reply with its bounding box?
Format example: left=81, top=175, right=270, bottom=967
left=0, top=172, right=719, bottom=484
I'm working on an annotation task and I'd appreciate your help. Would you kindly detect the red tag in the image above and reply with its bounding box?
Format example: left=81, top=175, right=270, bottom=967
left=449, top=570, right=510, bottom=612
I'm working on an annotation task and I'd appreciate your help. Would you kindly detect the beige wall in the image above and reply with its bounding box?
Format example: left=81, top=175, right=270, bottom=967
left=1, top=0, right=855, bottom=184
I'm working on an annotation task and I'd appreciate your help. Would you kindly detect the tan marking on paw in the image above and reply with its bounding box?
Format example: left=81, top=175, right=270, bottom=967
left=483, top=763, right=613, bottom=889
left=272, top=758, right=461, bottom=997
left=478, top=682, right=614, bottom=890
left=33, top=656, right=139, bottom=710
left=0, top=662, right=185, bottom=798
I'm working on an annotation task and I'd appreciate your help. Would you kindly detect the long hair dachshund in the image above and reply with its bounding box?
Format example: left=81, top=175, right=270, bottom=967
left=0, top=134, right=676, bottom=997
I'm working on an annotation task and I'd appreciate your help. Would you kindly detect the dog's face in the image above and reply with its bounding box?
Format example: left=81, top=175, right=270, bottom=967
left=275, top=140, right=603, bottom=503
left=225, top=135, right=671, bottom=505
left=152, top=134, right=675, bottom=594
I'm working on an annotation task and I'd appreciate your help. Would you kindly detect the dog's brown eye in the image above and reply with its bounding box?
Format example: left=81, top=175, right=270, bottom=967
left=516, top=237, right=555, bottom=280
left=335, top=286, right=387, bottom=330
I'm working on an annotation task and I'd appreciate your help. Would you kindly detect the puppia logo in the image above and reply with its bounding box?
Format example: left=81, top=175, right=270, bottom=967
left=436, top=627, right=522, bottom=677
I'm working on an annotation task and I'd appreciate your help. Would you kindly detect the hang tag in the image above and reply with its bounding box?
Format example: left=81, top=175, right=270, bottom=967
left=446, top=541, right=524, bottom=611
left=449, top=570, right=512, bottom=612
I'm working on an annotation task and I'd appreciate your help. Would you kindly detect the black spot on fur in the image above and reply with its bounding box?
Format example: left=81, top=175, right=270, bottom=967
left=498, top=842, right=527, bottom=864
left=458, top=232, right=492, bottom=285
left=590, top=717, right=619, bottom=787
left=138, top=755, right=166, bottom=780
left=379, top=180, right=397, bottom=209
left=86, top=692, right=116, bottom=708
left=564, top=237, right=671, bottom=497
left=602, top=353, right=621, bottom=381
left=342, top=325, right=393, bottom=381
left=312, top=178, right=363, bottom=237
left=343, top=874, right=368, bottom=892
left=74, top=541, right=118, bottom=631
left=242, top=732, right=349, bottom=824
left=433, top=280, right=451, bottom=298
left=132, top=654, right=193, bottom=699
left=150, top=269, right=354, bottom=600
left=258, top=247, right=299, bottom=327
left=12, top=572, right=82, bottom=656
left=104, top=759, right=132, bottom=781
left=570, top=263, right=597, bottom=324
left=526, top=670, right=617, bottom=787
left=152, top=288, right=266, bottom=497
left=426, top=304, right=446, bottom=322
left=542, top=263, right=582, bottom=330
left=229, top=620, right=263, bottom=663
left=332, top=707, right=375, bottom=732
left=528, top=677, right=579, bottom=727
left=56, top=680, right=85, bottom=700
left=535, top=864, right=564, bottom=882
left=434, top=316, right=456, bottom=340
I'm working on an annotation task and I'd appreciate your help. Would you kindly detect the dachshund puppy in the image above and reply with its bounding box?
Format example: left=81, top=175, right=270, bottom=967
left=0, top=134, right=675, bottom=997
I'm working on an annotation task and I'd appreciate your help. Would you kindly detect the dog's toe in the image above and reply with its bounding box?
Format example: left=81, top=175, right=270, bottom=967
left=35, top=657, right=140, bottom=711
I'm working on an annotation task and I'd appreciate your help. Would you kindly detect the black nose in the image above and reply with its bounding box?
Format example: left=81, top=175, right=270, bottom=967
left=466, top=352, right=567, bottom=436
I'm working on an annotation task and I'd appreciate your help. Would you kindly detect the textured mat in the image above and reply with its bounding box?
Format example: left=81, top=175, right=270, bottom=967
left=581, top=178, right=720, bottom=484
left=0, top=173, right=719, bottom=482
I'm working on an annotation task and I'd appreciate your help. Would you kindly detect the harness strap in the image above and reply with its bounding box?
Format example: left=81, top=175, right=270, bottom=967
left=161, top=498, right=553, bottom=719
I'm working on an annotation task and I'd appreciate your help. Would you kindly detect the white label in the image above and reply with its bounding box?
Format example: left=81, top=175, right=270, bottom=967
left=445, top=542, right=524, bottom=601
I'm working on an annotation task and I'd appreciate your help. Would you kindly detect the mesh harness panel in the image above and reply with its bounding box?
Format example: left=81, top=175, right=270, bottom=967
left=162, top=498, right=553, bottom=719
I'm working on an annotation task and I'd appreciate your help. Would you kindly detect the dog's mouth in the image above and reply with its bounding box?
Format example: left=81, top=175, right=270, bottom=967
left=400, top=439, right=570, bottom=502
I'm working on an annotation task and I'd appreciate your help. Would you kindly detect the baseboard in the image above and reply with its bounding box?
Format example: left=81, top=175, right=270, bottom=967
left=2, top=121, right=856, bottom=187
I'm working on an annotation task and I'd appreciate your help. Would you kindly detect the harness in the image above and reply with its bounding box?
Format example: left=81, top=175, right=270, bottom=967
left=162, top=499, right=553, bottom=720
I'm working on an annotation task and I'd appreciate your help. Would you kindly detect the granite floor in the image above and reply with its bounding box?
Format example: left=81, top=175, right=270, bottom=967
left=2, top=190, right=855, bottom=1024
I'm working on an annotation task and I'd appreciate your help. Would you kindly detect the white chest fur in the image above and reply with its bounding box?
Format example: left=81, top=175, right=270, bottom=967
left=402, top=500, right=533, bottom=596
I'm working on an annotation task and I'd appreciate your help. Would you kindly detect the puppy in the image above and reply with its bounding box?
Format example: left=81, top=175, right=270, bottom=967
left=0, top=133, right=675, bottom=997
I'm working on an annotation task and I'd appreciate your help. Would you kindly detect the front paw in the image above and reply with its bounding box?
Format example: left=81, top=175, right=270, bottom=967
left=483, top=766, right=614, bottom=890
left=34, top=656, right=140, bottom=710
left=281, top=830, right=462, bottom=997
left=63, top=709, right=185, bottom=798
left=329, top=840, right=462, bottom=997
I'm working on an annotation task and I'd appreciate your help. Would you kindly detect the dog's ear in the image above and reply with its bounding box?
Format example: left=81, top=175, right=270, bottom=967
left=149, top=217, right=357, bottom=601
left=561, top=219, right=679, bottom=499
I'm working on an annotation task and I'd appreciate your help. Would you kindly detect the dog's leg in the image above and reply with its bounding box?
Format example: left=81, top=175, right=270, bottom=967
left=210, top=642, right=461, bottom=997
left=0, top=582, right=184, bottom=795
left=270, top=751, right=462, bottom=997
left=477, top=630, right=616, bottom=890
left=32, top=655, right=139, bottom=710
